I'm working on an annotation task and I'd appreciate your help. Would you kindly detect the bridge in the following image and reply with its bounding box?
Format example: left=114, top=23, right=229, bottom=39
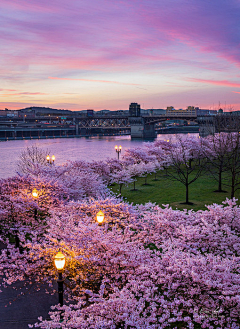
left=73, top=112, right=240, bottom=138
left=76, top=113, right=199, bottom=138
left=1, top=112, right=240, bottom=140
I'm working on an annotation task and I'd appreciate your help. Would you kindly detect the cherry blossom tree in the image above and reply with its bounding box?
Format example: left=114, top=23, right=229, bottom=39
left=140, top=161, right=156, bottom=185
left=201, top=133, right=232, bottom=192
left=109, top=168, right=134, bottom=194
left=223, top=133, right=240, bottom=198
left=0, top=197, right=238, bottom=329
left=127, top=163, right=145, bottom=191
left=122, top=147, right=157, bottom=165
left=163, top=136, right=206, bottom=204
left=0, top=143, right=240, bottom=329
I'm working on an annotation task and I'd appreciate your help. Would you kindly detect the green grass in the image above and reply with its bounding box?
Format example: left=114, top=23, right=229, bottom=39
left=109, top=171, right=239, bottom=211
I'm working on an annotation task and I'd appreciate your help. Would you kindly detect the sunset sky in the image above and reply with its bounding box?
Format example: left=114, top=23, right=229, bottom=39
left=1, top=0, right=240, bottom=111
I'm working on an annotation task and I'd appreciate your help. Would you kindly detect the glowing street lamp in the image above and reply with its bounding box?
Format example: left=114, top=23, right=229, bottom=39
left=32, top=188, right=39, bottom=199
left=32, top=188, right=39, bottom=220
left=115, top=145, right=122, bottom=160
left=46, top=155, right=55, bottom=164
left=54, top=251, right=66, bottom=307
left=96, top=210, right=104, bottom=225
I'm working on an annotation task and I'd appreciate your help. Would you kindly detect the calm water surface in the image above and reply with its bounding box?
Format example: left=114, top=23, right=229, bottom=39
left=0, top=134, right=197, bottom=179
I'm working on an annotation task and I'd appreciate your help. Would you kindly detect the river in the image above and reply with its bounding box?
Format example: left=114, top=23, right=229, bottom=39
left=0, top=134, right=198, bottom=179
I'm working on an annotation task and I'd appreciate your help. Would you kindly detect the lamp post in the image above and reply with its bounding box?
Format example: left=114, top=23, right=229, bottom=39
left=46, top=155, right=55, bottom=164
left=115, top=145, right=122, bottom=160
left=54, top=251, right=66, bottom=307
left=32, top=188, right=39, bottom=221
left=96, top=210, right=104, bottom=225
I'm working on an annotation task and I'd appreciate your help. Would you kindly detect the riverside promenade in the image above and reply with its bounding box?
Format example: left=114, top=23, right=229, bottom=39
left=0, top=242, right=57, bottom=329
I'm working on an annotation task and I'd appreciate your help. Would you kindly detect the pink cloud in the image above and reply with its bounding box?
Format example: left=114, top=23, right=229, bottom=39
left=136, top=0, right=240, bottom=66
left=1, top=0, right=240, bottom=111
left=2, top=0, right=240, bottom=77
left=1, top=0, right=240, bottom=68
left=0, top=91, right=47, bottom=96
left=48, top=77, right=141, bottom=86
left=0, top=89, right=17, bottom=92
left=187, top=78, right=240, bottom=88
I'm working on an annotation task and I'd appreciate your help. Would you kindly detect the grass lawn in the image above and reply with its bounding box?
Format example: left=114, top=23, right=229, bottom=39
left=109, top=170, right=239, bottom=211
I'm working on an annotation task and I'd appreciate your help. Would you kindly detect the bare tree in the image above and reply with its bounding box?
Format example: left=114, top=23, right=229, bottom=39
left=17, top=145, right=49, bottom=174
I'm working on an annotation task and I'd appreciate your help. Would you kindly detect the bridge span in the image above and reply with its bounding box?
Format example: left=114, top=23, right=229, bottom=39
left=76, top=114, right=199, bottom=138
left=76, top=112, right=240, bottom=138
left=1, top=113, right=239, bottom=140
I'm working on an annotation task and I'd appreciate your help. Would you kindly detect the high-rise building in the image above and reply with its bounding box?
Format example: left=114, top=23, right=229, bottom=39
left=129, top=103, right=141, bottom=116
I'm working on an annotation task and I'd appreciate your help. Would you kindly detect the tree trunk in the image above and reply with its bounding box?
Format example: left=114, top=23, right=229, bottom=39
left=15, top=233, right=23, bottom=254
left=189, top=159, right=192, bottom=169
left=133, top=180, right=136, bottom=190
left=120, top=183, right=122, bottom=194
left=15, top=234, right=20, bottom=248
left=231, top=174, right=235, bottom=199
left=218, top=169, right=222, bottom=191
left=186, top=183, right=189, bottom=204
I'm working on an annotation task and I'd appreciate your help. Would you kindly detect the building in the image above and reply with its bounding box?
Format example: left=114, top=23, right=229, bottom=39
left=142, top=109, right=166, bottom=115
left=196, top=107, right=217, bottom=116
left=166, top=106, right=197, bottom=116
left=0, top=109, right=18, bottom=117
left=129, top=103, right=141, bottom=117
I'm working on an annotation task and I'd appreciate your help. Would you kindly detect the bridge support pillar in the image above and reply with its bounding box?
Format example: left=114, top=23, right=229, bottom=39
left=129, top=117, right=156, bottom=139
left=143, top=122, right=156, bottom=139
left=198, top=116, right=215, bottom=137
left=130, top=124, right=144, bottom=138
left=75, top=123, right=79, bottom=136
left=129, top=117, right=144, bottom=138
left=199, top=125, right=215, bottom=137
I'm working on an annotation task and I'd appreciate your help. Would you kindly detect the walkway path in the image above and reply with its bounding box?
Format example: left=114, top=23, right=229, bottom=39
left=0, top=242, right=57, bottom=329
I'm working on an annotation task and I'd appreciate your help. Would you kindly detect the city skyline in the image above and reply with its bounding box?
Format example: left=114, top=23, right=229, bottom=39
left=1, top=0, right=240, bottom=112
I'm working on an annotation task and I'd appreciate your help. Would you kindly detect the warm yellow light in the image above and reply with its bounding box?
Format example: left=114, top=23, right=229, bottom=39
left=96, top=210, right=104, bottom=224
left=52, top=155, right=55, bottom=161
left=32, top=188, right=39, bottom=199
left=46, top=155, right=50, bottom=161
left=54, top=251, right=66, bottom=271
left=119, top=145, right=122, bottom=150
left=115, top=145, right=118, bottom=150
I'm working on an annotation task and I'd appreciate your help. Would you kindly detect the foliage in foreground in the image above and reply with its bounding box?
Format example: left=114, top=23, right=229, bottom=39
left=0, top=135, right=240, bottom=328
left=0, top=182, right=239, bottom=328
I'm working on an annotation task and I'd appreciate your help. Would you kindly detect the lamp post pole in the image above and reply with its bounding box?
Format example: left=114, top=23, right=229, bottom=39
left=57, top=271, right=64, bottom=307
left=54, top=251, right=66, bottom=307
left=115, top=145, right=122, bottom=160
left=32, top=188, right=39, bottom=221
